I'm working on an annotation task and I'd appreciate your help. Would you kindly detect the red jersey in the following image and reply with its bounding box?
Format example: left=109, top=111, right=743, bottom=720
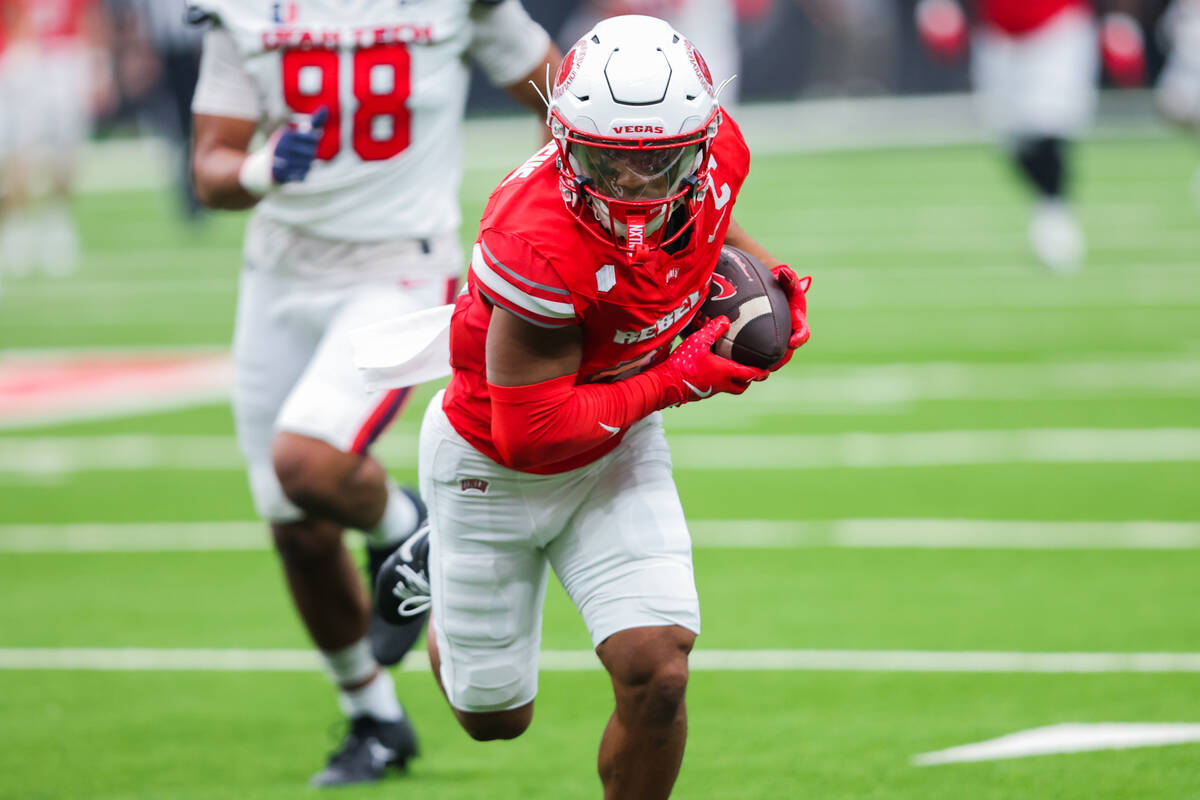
left=443, top=111, right=751, bottom=474
left=979, top=0, right=1088, bottom=35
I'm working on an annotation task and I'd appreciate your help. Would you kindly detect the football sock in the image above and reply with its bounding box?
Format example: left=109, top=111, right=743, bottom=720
left=339, top=668, right=405, bottom=723
left=1015, top=136, right=1067, bottom=200
left=321, top=638, right=378, bottom=689
left=364, top=481, right=420, bottom=548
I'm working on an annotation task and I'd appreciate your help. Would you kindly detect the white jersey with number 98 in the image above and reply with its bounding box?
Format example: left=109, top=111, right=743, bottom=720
left=189, top=0, right=549, bottom=242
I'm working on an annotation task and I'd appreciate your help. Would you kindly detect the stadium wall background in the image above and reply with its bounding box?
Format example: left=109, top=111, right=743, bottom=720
left=467, top=0, right=1177, bottom=112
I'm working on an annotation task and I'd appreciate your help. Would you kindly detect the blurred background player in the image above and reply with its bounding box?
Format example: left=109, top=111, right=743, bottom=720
left=918, top=0, right=1146, bottom=274
left=0, top=0, right=114, bottom=280
left=1156, top=0, right=1200, bottom=195
left=187, top=0, right=559, bottom=787
left=558, top=0, right=741, bottom=103
left=110, top=0, right=205, bottom=221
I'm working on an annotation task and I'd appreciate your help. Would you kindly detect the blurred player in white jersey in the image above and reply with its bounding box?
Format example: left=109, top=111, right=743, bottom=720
left=0, top=0, right=113, bottom=281
left=187, top=0, right=559, bottom=786
left=1157, top=0, right=1200, bottom=196
left=558, top=0, right=740, bottom=103
left=918, top=0, right=1146, bottom=274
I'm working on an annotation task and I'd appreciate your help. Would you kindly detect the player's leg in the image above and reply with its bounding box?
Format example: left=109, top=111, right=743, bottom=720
left=232, top=265, right=415, bottom=787
left=972, top=12, right=1094, bottom=273
left=547, top=413, right=701, bottom=800
left=0, top=46, right=38, bottom=278
left=413, top=391, right=550, bottom=740
left=595, top=625, right=695, bottom=800
left=1019, top=9, right=1096, bottom=274
left=272, top=273, right=456, bottom=663
left=36, top=46, right=90, bottom=277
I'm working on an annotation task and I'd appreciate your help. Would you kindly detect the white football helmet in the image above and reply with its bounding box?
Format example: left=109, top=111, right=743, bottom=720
left=548, top=15, right=722, bottom=259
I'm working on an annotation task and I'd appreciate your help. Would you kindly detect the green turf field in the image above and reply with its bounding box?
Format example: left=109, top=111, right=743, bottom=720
left=2, top=133, right=1199, bottom=799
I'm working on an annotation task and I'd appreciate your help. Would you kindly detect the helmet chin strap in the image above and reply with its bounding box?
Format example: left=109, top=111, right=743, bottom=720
left=591, top=199, right=669, bottom=240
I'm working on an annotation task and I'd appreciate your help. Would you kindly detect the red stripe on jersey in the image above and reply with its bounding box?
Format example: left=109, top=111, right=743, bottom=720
left=443, top=278, right=460, bottom=304
left=350, top=386, right=413, bottom=455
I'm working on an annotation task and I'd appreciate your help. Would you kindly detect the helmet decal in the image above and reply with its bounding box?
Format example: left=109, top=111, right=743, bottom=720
left=553, top=40, right=586, bottom=99
left=686, top=41, right=714, bottom=95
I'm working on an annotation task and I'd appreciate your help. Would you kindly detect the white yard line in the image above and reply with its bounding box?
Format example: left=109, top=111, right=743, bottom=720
left=665, top=428, right=1200, bottom=469
left=3, top=519, right=1199, bottom=553
left=670, top=358, right=1200, bottom=426
left=4, top=354, right=1198, bottom=430
left=913, top=723, right=1200, bottom=766
left=8, top=267, right=1200, bottom=310
left=1, top=647, right=1198, bottom=673
left=2, top=428, right=1199, bottom=475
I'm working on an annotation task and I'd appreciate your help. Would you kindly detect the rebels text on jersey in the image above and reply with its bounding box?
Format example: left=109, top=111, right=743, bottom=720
left=979, top=0, right=1089, bottom=36
left=442, top=111, right=751, bottom=474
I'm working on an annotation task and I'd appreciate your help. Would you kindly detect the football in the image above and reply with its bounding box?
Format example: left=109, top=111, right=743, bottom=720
left=693, top=246, right=792, bottom=369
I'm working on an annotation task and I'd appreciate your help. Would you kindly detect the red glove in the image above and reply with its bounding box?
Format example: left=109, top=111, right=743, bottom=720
left=768, top=265, right=811, bottom=371
left=915, top=0, right=968, bottom=61
left=658, top=316, right=769, bottom=405
left=1101, top=12, right=1147, bottom=88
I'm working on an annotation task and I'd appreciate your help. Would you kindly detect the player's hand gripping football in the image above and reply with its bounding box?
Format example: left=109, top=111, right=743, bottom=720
left=768, top=265, right=811, bottom=372
left=660, top=316, right=769, bottom=405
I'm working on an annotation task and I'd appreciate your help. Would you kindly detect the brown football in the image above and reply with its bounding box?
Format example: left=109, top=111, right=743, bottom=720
left=693, top=246, right=792, bottom=369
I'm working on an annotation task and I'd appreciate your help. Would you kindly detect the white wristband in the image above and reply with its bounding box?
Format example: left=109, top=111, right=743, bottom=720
left=238, top=144, right=275, bottom=198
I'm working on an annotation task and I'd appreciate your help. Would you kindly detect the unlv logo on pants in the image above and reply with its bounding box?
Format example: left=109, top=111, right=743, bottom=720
left=460, top=478, right=489, bottom=494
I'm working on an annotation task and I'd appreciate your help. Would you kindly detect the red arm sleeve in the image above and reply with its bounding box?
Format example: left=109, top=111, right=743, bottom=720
left=488, top=369, right=682, bottom=471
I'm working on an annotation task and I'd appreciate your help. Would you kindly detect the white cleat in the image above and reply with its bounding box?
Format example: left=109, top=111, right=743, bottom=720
left=1029, top=200, right=1085, bottom=275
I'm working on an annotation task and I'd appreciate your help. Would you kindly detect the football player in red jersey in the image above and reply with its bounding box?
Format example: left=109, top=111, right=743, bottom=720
left=917, top=0, right=1146, bottom=274
left=377, top=15, right=809, bottom=799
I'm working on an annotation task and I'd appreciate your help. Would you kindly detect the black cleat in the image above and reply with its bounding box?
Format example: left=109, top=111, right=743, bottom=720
left=374, top=522, right=431, bottom=626
left=367, top=488, right=429, bottom=666
left=310, top=714, right=418, bottom=788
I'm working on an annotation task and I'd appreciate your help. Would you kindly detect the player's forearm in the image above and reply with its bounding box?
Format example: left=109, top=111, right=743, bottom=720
left=488, top=369, right=674, bottom=471
left=192, top=146, right=260, bottom=210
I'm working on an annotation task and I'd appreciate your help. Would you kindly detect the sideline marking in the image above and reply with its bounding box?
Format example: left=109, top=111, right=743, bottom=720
left=3, top=428, right=1200, bottom=476
left=913, top=722, right=1200, bottom=766
left=2, top=648, right=1199, bottom=674
left=0, top=352, right=232, bottom=429
left=3, top=520, right=1200, bottom=553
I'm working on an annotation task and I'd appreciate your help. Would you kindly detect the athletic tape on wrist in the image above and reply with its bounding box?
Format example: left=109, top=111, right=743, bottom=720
left=237, top=145, right=274, bottom=198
